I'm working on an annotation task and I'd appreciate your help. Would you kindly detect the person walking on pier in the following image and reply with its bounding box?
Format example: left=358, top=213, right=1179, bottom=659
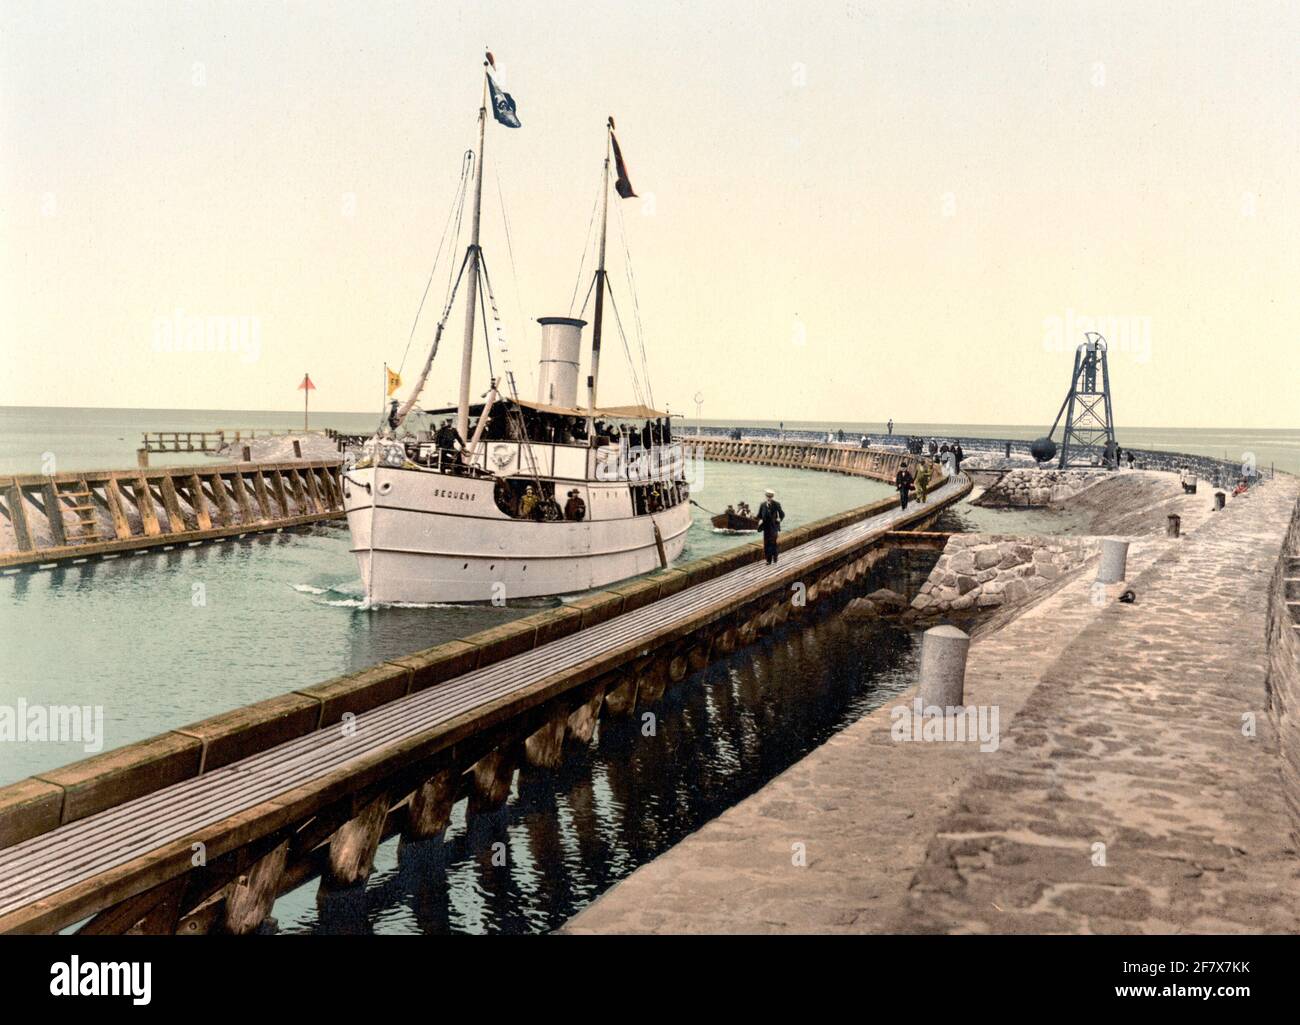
left=953, top=441, right=964, bottom=471
left=887, top=418, right=894, bottom=436
left=895, top=461, right=914, bottom=510
left=756, top=488, right=785, bottom=565
left=915, top=460, right=932, bottom=503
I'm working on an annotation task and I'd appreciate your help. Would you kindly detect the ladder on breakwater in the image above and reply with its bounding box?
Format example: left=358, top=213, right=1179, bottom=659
left=0, top=471, right=971, bottom=934
left=0, top=460, right=345, bottom=571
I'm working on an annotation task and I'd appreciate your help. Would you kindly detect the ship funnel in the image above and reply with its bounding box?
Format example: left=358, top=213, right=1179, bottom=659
left=536, top=317, right=586, bottom=409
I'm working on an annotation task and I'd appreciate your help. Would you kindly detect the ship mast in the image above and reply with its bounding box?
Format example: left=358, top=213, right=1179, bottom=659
left=586, top=120, right=613, bottom=424
left=456, top=68, right=489, bottom=442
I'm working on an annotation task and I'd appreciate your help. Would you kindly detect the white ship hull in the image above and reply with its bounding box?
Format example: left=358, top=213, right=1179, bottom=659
left=343, top=450, right=692, bottom=604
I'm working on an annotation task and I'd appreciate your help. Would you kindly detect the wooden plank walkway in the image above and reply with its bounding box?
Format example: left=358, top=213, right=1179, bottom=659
left=0, top=473, right=967, bottom=932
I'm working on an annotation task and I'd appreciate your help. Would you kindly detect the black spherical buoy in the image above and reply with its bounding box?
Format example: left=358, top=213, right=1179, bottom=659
left=1030, top=437, right=1057, bottom=463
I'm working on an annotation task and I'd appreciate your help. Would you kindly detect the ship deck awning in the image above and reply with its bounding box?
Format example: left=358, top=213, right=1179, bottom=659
left=422, top=397, right=677, bottom=420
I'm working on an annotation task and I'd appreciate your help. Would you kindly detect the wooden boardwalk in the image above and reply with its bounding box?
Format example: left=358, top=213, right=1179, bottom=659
left=0, top=469, right=967, bottom=934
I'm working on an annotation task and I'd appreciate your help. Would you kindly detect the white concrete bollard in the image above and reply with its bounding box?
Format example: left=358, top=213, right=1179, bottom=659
left=1096, top=538, right=1130, bottom=584
left=917, top=625, right=970, bottom=707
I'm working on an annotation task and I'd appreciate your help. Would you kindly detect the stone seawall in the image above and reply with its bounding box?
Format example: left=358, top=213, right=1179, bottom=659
left=910, top=533, right=1098, bottom=616
left=1267, top=495, right=1300, bottom=841
left=972, top=468, right=1110, bottom=508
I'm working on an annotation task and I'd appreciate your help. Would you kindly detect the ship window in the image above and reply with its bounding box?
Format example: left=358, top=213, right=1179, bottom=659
left=494, top=477, right=561, bottom=521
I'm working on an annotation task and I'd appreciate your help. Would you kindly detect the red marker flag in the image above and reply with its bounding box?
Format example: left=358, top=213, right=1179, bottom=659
left=299, top=372, right=315, bottom=429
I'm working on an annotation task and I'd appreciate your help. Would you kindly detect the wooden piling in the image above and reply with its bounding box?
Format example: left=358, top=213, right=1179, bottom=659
left=637, top=662, right=668, bottom=705
left=469, top=748, right=515, bottom=813
left=132, top=477, right=162, bottom=537
left=604, top=674, right=639, bottom=716
left=687, top=637, right=712, bottom=672
left=326, top=795, right=389, bottom=886
left=41, top=482, right=66, bottom=548
left=208, top=474, right=233, bottom=527
left=187, top=474, right=213, bottom=530
left=223, top=839, right=289, bottom=935
left=405, top=767, right=457, bottom=840
left=524, top=713, right=568, bottom=771
left=159, top=476, right=186, bottom=532
left=103, top=479, right=133, bottom=540
left=566, top=686, right=605, bottom=744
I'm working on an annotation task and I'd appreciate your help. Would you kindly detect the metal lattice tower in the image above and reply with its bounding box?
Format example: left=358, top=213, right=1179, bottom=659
left=1047, top=333, right=1117, bottom=469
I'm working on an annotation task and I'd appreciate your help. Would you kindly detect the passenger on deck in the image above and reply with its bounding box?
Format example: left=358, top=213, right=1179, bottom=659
left=434, top=419, right=463, bottom=468
left=484, top=406, right=509, bottom=440
left=519, top=486, right=538, bottom=519
left=564, top=489, right=586, bottom=521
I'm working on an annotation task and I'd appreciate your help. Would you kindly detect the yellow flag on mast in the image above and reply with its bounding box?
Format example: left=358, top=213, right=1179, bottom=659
left=386, top=366, right=402, bottom=396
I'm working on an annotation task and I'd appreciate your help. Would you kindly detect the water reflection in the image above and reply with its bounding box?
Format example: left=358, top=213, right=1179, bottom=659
left=277, top=556, right=933, bottom=935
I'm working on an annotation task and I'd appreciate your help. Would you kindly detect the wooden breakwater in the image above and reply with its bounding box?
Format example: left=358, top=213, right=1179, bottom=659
left=683, top=436, right=913, bottom=480
left=0, top=456, right=969, bottom=934
left=0, top=460, right=345, bottom=571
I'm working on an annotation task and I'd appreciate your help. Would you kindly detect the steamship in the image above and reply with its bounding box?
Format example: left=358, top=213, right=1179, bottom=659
left=342, top=57, right=691, bottom=605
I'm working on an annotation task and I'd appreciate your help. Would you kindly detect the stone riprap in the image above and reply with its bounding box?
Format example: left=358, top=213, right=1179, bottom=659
left=974, top=468, right=1111, bottom=508
left=958, top=452, right=1038, bottom=472
left=909, top=533, right=1099, bottom=616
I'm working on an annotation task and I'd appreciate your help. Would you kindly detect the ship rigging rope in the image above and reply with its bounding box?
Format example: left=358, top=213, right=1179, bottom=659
left=396, top=150, right=473, bottom=378
left=567, top=177, right=603, bottom=317
left=477, top=254, right=549, bottom=499
left=389, top=245, right=474, bottom=430
left=615, top=197, right=655, bottom=410
left=493, top=164, right=530, bottom=367
left=575, top=273, right=597, bottom=320
left=604, top=285, right=647, bottom=409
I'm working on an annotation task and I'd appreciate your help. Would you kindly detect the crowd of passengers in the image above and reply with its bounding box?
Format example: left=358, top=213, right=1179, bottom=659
left=498, top=478, right=687, bottom=522
left=418, top=405, right=674, bottom=467
left=467, top=406, right=673, bottom=447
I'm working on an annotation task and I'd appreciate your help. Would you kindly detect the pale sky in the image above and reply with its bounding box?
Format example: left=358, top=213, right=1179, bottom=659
left=1, top=1, right=1296, bottom=428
